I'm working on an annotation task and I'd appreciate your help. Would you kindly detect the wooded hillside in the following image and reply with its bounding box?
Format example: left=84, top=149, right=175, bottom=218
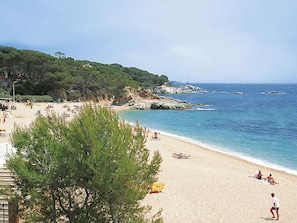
left=0, top=46, right=169, bottom=101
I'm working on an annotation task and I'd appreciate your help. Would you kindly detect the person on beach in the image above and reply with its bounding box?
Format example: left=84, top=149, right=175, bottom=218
left=152, top=132, right=160, bottom=140
left=256, top=170, right=262, bottom=179
left=264, top=174, right=278, bottom=185
left=270, top=193, right=280, bottom=220
left=249, top=170, right=262, bottom=179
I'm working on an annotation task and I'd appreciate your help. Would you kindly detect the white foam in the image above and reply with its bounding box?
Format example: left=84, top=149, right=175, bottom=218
left=195, top=107, right=215, bottom=111
left=154, top=130, right=297, bottom=176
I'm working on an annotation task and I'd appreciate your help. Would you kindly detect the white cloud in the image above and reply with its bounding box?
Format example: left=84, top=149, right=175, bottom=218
left=1, top=0, right=297, bottom=83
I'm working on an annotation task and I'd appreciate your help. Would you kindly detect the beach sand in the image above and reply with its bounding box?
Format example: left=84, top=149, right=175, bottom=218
left=143, top=132, right=297, bottom=223
left=1, top=102, right=296, bottom=222
left=0, top=101, right=128, bottom=144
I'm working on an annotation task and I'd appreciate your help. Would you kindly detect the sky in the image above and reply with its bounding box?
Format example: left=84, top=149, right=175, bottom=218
left=1, top=0, right=297, bottom=83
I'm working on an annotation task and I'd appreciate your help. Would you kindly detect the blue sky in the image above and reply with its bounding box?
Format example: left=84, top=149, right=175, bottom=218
left=1, top=1, right=297, bottom=83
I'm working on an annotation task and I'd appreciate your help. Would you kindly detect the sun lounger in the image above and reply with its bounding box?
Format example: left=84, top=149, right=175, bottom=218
left=5, top=112, right=13, bottom=118
left=172, top=153, right=191, bottom=159
left=0, top=129, right=7, bottom=137
left=149, top=182, right=167, bottom=194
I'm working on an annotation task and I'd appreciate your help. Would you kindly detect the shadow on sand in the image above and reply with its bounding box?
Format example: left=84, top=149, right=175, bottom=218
left=261, top=216, right=276, bottom=221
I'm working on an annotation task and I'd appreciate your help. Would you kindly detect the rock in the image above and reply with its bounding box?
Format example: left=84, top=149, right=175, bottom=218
left=153, top=84, right=206, bottom=94
left=152, top=98, right=190, bottom=109
left=262, top=91, right=286, bottom=95
left=148, top=98, right=191, bottom=110
left=112, top=86, right=192, bottom=110
left=112, top=94, right=133, bottom=106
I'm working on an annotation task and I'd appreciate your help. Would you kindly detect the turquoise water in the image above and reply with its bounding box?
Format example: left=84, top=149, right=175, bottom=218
left=118, top=84, right=297, bottom=175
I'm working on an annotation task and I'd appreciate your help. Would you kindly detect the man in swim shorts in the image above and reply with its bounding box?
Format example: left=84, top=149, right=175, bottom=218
left=270, top=193, right=280, bottom=220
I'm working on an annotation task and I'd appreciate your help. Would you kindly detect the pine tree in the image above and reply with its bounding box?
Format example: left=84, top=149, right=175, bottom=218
left=7, top=104, right=162, bottom=222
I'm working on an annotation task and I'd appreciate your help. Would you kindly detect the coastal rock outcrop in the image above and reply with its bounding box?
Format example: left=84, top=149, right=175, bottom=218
left=112, top=87, right=192, bottom=110
left=149, top=98, right=191, bottom=110
left=153, top=84, right=206, bottom=94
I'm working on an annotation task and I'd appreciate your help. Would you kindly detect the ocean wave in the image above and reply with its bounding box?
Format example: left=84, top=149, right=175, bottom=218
left=194, top=107, right=215, bottom=111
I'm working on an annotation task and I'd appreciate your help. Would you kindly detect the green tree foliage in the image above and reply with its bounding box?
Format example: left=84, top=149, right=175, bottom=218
left=6, top=104, right=162, bottom=222
left=0, top=46, right=170, bottom=101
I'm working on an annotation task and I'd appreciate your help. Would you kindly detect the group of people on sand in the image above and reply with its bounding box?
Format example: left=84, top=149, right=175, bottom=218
left=252, top=170, right=278, bottom=185
left=251, top=170, right=280, bottom=220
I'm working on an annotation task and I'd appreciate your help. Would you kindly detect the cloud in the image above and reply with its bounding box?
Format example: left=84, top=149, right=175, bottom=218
left=1, top=0, right=297, bottom=83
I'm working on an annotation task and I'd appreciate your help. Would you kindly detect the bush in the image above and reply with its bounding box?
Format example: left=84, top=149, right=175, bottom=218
left=15, top=95, right=53, bottom=102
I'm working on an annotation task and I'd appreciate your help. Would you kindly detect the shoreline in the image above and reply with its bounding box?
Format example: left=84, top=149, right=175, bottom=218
left=118, top=111, right=297, bottom=177
left=143, top=129, right=297, bottom=222
left=156, top=130, right=297, bottom=177
left=1, top=103, right=297, bottom=222
left=1, top=100, right=297, bottom=178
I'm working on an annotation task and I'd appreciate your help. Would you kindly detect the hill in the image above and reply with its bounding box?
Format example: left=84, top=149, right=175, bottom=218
left=0, top=46, right=169, bottom=102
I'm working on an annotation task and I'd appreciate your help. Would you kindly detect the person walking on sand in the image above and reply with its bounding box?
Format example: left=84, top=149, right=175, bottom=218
left=270, top=193, right=280, bottom=220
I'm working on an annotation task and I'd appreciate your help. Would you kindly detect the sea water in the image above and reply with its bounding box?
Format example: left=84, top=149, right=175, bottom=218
left=118, top=84, right=297, bottom=176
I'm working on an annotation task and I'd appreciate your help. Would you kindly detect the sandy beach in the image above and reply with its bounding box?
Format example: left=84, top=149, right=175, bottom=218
left=0, top=101, right=127, bottom=145
left=144, top=133, right=297, bottom=222
left=1, top=102, right=297, bottom=222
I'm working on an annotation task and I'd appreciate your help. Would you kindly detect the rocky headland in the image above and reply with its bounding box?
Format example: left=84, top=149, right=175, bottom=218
left=153, top=84, right=206, bottom=94
left=112, top=84, right=205, bottom=110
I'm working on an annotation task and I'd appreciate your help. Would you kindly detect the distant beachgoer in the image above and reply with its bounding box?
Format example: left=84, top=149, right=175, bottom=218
left=152, top=132, right=160, bottom=140
left=264, top=174, right=278, bottom=185
left=35, top=110, right=41, bottom=116
left=256, top=170, right=262, bottom=179
left=270, top=193, right=280, bottom=220
left=249, top=170, right=262, bottom=179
